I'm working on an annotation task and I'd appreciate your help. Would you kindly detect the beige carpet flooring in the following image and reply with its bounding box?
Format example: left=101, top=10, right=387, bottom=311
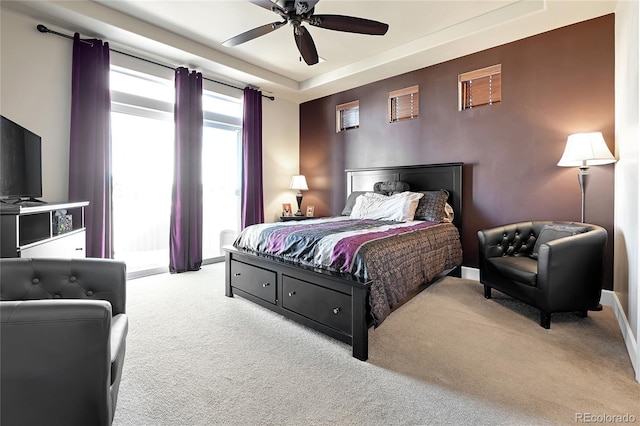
left=368, top=276, right=639, bottom=422
left=113, top=263, right=639, bottom=425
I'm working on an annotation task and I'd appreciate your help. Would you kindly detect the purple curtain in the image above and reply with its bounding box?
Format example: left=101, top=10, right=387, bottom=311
left=169, top=67, right=203, bottom=273
left=241, top=87, right=264, bottom=228
left=69, top=33, right=112, bottom=258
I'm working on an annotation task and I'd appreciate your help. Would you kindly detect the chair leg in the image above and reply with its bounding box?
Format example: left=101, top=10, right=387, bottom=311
left=540, top=312, right=551, bottom=329
left=578, top=310, right=588, bottom=318
left=483, top=284, right=492, bottom=299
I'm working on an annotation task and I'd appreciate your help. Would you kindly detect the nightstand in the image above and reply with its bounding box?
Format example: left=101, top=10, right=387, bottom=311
left=281, top=216, right=315, bottom=222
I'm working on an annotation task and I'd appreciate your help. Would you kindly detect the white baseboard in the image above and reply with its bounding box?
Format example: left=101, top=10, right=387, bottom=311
left=461, top=266, right=480, bottom=281
left=460, top=267, right=639, bottom=383
left=604, top=289, right=639, bottom=382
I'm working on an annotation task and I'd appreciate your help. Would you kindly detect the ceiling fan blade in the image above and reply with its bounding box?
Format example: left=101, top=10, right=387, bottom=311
left=294, top=25, right=319, bottom=65
left=222, top=21, right=286, bottom=47
left=309, top=14, right=389, bottom=35
left=249, top=0, right=287, bottom=15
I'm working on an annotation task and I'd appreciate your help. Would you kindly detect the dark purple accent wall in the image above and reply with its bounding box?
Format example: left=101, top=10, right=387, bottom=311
left=299, top=15, right=615, bottom=289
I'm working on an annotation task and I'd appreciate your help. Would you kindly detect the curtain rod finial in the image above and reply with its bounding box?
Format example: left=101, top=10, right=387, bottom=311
left=36, top=24, right=49, bottom=33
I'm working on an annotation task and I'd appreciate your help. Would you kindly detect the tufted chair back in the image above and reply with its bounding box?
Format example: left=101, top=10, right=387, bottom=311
left=483, top=222, right=539, bottom=257
left=1, top=257, right=126, bottom=315
left=480, top=221, right=600, bottom=258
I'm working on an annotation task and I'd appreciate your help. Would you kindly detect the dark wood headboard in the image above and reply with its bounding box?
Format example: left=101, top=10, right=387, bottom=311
left=345, top=163, right=463, bottom=230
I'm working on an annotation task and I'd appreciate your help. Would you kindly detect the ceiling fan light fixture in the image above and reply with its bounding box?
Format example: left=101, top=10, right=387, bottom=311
left=295, top=1, right=311, bottom=15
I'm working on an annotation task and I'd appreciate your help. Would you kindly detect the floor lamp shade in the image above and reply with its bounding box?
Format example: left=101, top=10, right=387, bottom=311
left=558, top=132, right=616, bottom=167
left=290, top=175, right=309, bottom=216
left=557, top=132, right=616, bottom=222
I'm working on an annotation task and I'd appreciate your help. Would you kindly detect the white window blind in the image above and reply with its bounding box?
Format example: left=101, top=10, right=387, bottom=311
left=459, top=64, right=502, bottom=111
left=389, top=85, right=419, bottom=122
left=336, top=100, right=359, bottom=132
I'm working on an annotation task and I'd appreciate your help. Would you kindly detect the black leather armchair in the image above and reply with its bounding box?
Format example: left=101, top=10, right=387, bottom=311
left=1, top=258, right=128, bottom=426
left=477, top=221, right=607, bottom=328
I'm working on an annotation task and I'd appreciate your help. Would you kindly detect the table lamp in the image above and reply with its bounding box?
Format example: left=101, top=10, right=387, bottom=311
left=290, top=175, right=309, bottom=216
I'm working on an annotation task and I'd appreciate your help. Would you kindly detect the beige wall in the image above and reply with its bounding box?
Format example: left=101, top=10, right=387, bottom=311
left=0, top=7, right=299, bottom=222
left=615, top=0, right=640, bottom=381
left=262, top=96, right=301, bottom=222
left=0, top=9, right=73, bottom=202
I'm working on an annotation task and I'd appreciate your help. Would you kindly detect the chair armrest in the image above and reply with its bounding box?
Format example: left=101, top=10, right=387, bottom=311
left=1, top=299, right=113, bottom=426
left=536, top=228, right=607, bottom=306
left=110, top=313, right=128, bottom=364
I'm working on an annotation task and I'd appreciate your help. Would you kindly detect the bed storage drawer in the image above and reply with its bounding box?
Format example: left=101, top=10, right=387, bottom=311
left=282, top=275, right=352, bottom=334
left=230, top=260, right=277, bottom=304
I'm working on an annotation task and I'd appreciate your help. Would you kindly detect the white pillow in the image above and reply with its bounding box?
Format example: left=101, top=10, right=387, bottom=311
left=350, top=191, right=424, bottom=221
left=444, top=202, right=454, bottom=223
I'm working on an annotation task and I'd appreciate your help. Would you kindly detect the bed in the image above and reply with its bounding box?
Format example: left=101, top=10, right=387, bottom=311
left=224, top=163, right=463, bottom=360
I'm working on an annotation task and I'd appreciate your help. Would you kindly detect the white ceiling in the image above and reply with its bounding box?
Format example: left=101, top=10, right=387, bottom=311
left=2, top=0, right=617, bottom=103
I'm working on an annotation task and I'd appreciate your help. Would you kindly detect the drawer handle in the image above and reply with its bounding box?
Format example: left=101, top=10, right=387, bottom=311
left=234, top=273, right=241, bottom=276
left=262, top=282, right=270, bottom=287
left=333, top=307, right=341, bottom=314
left=288, top=291, right=296, bottom=296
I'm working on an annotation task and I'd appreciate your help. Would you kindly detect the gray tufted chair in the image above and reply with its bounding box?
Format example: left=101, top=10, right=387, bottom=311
left=477, top=221, right=607, bottom=328
left=1, top=257, right=128, bottom=426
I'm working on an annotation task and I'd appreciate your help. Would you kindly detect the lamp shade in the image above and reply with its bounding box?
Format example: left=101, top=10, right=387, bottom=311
left=289, top=175, right=309, bottom=191
left=557, top=132, right=616, bottom=167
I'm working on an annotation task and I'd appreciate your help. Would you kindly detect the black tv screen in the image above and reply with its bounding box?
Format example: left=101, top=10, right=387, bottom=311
left=0, top=115, right=43, bottom=200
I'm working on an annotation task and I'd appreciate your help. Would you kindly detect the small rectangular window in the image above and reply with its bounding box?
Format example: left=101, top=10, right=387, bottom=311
left=389, top=85, right=419, bottom=122
left=336, top=101, right=359, bottom=132
left=459, top=64, right=501, bottom=111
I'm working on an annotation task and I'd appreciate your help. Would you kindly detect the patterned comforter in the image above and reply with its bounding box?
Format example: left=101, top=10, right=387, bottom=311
left=233, top=217, right=463, bottom=325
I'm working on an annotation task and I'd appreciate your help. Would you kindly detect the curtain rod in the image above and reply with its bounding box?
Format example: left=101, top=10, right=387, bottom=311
left=36, top=24, right=275, bottom=101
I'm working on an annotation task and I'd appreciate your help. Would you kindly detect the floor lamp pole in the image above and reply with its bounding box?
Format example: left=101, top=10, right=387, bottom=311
left=577, top=167, right=590, bottom=223
left=578, top=166, right=601, bottom=311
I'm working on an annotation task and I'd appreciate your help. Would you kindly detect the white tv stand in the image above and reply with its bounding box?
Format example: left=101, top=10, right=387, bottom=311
left=0, top=201, right=89, bottom=258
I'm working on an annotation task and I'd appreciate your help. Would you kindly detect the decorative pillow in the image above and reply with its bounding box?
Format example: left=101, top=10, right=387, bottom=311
left=350, top=191, right=423, bottom=222
left=373, top=181, right=410, bottom=195
left=341, top=191, right=369, bottom=216
left=413, top=190, right=450, bottom=222
left=530, top=224, right=588, bottom=259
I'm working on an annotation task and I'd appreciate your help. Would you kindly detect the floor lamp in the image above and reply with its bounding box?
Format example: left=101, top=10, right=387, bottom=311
left=557, top=132, right=616, bottom=223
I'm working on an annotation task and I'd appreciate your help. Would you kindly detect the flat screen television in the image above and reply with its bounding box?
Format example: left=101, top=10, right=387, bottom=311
left=0, top=115, right=43, bottom=201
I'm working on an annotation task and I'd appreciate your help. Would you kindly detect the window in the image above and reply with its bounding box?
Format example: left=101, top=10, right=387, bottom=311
left=459, top=64, right=501, bottom=111
left=110, top=66, right=242, bottom=276
left=110, top=67, right=174, bottom=275
left=201, top=93, right=242, bottom=261
left=336, top=101, right=359, bottom=132
left=389, top=85, right=419, bottom=122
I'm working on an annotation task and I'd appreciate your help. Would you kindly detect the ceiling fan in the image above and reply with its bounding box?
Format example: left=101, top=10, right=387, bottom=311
left=222, top=0, right=389, bottom=65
